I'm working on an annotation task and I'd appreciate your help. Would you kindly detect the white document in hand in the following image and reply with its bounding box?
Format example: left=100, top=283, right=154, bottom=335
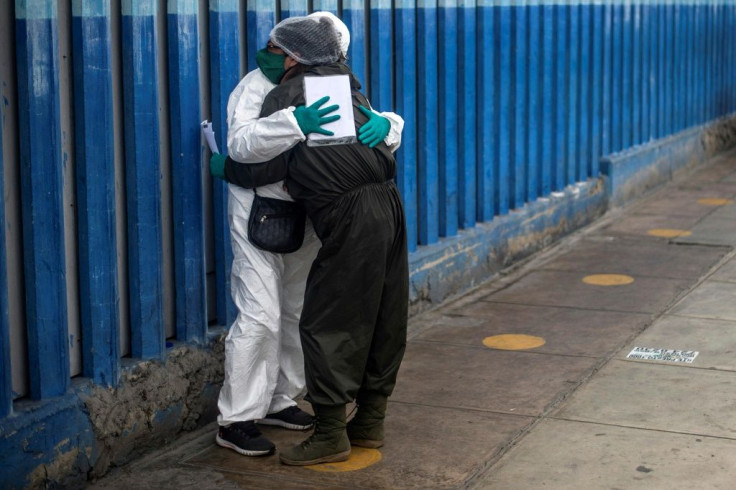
left=303, top=75, right=356, bottom=147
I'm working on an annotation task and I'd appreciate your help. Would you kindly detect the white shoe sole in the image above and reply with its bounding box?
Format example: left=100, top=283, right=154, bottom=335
left=257, top=418, right=314, bottom=431
left=215, top=435, right=274, bottom=456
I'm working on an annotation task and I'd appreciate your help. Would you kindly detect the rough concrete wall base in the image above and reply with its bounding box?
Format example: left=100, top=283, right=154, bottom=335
left=601, top=113, right=736, bottom=207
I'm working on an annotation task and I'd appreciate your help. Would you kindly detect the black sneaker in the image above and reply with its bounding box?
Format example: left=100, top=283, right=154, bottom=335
left=216, top=421, right=276, bottom=456
left=258, top=405, right=315, bottom=430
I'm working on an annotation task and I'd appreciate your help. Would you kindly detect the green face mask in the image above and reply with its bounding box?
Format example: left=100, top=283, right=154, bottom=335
left=256, top=48, right=286, bottom=84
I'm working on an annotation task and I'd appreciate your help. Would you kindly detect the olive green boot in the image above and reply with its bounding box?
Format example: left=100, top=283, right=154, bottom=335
left=279, top=404, right=351, bottom=466
left=346, top=393, right=388, bottom=448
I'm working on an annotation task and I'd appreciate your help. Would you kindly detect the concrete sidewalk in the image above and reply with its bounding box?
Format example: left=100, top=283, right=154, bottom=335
left=91, top=148, right=736, bottom=489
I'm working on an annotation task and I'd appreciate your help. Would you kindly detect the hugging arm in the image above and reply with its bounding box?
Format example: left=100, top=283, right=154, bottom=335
left=223, top=152, right=290, bottom=189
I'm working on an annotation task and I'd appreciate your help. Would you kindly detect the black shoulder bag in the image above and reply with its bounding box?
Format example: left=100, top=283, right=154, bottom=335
left=247, top=190, right=306, bottom=253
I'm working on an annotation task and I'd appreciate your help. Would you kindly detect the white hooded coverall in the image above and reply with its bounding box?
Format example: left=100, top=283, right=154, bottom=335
left=217, top=13, right=404, bottom=426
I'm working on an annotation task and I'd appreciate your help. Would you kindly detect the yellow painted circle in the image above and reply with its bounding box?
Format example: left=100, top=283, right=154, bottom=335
left=647, top=228, right=693, bottom=238
left=306, top=447, right=382, bottom=472
left=482, top=334, right=546, bottom=351
left=582, top=274, right=635, bottom=286
left=696, top=198, right=734, bottom=206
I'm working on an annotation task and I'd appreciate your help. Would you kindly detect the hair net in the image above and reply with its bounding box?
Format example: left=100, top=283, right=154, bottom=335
left=308, top=11, right=350, bottom=56
left=270, top=17, right=341, bottom=65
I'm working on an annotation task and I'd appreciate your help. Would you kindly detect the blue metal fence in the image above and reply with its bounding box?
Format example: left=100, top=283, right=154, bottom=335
left=0, top=0, right=735, bottom=412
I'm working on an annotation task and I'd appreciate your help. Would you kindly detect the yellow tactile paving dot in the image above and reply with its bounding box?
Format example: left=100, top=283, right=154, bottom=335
left=306, top=447, right=382, bottom=472
left=482, top=334, right=546, bottom=351
left=647, top=228, right=693, bottom=238
left=582, top=274, right=635, bottom=286
left=696, top=198, right=734, bottom=206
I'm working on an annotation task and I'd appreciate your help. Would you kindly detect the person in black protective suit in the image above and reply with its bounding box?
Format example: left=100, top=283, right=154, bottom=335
left=214, top=22, right=408, bottom=466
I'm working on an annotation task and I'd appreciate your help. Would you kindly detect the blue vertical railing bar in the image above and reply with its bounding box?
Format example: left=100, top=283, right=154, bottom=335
left=168, top=0, right=206, bottom=342
left=566, top=3, right=578, bottom=184
left=589, top=1, right=602, bottom=178
left=512, top=3, right=527, bottom=205
left=438, top=0, right=458, bottom=236
left=620, top=2, right=631, bottom=149
left=698, top=2, right=705, bottom=124
left=540, top=2, right=554, bottom=194
left=648, top=2, right=657, bottom=139
left=208, top=0, right=239, bottom=328
left=552, top=3, right=566, bottom=190
left=0, top=98, right=10, bottom=416
left=458, top=0, right=476, bottom=227
left=15, top=0, right=70, bottom=397
left=601, top=1, right=612, bottom=156
left=476, top=0, right=495, bottom=218
left=395, top=0, right=418, bottom=251
left=497, top=3, right=512, bottom=210
left=246, top=0, right=276, bottom=72
left=343, top=0, right=367, bottom=87
left=71, top=1, right=120, bottom=385
left=280, top=0, right=308, bottom=18
left=526, top=2, right=540, bottom=200
left=631, top=2, right=641, bottom=145
left=369, top=0, right=393, bottom=117
left=417, top=0, right=439, bottom=245
left=672, top=2, right=681, bottom=133
left=577, top=2, right=590, bottom=181
left=640, top=2, right=649, bottom=142
left=665, top=2, right=674, bottom=135
left=611, top=3, right=622, bottom=150
left=311, top=0, right=338, bottom=14
left=121, top=0, right=164, bottom=359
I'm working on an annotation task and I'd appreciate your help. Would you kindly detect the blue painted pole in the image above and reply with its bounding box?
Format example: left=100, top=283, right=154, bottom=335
left=476, top=1, right=496, bottom=218
left=512, top=3, right=528, bottom=205
left=168, top=0, right=206, bottom=343
left=657, top=3, right=666, bottom=137
left=71, top=1, right=120, bottom=385
left=540, top=2, right=554, bottom=195
left=632, top=2, right=642, bottom=145
left=458, top=0, right=477, bottom=226
left=121, top=0, right=164, bottom=359
left=527, top=2, right=540, bottom=198
left=578, top=3, right=590, bottom=181
left=498, top=3, right=512, bottom=208
left=208, top=0, right=239, bottom=328
left=648, top=2, right=657, bottom=139
left=395, top=0, right=418, bottom=251
left=15, top=0, right=69, bottom=398
left=553, top=3, right=567, bottom=190
left=672, top=2, right=681, bottom=133
left=438, top=0, right=458, bottom=236
left=611, top=3, right=622, bottom=150
left=590, top=1, right=602, bottom=178
left=280, top=0, right=308, bottom=18
left=246, top=0, right=276, bottom=72
left=369, top=0, right=393, bottom=117
left=640, top=2, right=650, bottom=142
left=665, top=2, right=674, bottom=135
left=566, top=3, right=578, bottom=184
left=620, top=2, right=631, bottom=149
left=601, top=2, right=612, bottom=156
left=0, top=89, right=10, bottom=416
left=343, top=0, right=367, bottom=87
left=417, top=0, right=439, bottom=244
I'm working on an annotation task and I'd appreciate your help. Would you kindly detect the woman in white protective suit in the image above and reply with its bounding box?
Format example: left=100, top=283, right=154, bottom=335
left=213, top=11, right=404, bottom=457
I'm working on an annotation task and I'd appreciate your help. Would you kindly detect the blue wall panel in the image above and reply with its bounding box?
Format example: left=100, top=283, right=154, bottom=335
left=168, top=1, right=207, bottom=343
left=395, top=0, right=418, bottom=251
left=567, top=4, right=579, bottom=184
left=512, top=4, right=528, bottom=206
left=476, top=2, right=495, bottom=219
left=497, top=4, right=512, bottom=211
left=458, top=0, right=476, bottom=227
left=121, top=1, right=164, bottom=359
left=589, top=3, right=602, bottom=178
left=438, top=0, right=458, bottom=236
left=540, top=3, right=554, bottom=195
left=631, top=3, right=642, bottom=145
left=417, top=0, right=439, bottom=244
left=15, top=1, right=70, bottom=399
left=71, top=2, right=120, bottom=385
left=246, top=0, right=276, bottom=72
left=369, top=0, right=393, bottom=110
left=344, top=0, right=367, bottom=86
left=527, top=3, right=540, bottom=201
left=601, top=2, right=612, bottom=156
left=208, top=0, right=239, bottom=328
left=280, top=0, right=308, bottom=18
left=553, top=4, right=567, bottom=190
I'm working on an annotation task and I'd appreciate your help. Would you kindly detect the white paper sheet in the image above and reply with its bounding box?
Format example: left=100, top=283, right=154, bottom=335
left=303, top=75, right=356, bottom=147
left=201, top=119, right=219, bottom=153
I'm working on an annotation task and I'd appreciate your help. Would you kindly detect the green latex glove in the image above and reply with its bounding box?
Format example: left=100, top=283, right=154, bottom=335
left=358, top=106, right=391, bottom=148
left=210, top=153, right=227, bottom=180
left=293, top=96, right=340, bottom=136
